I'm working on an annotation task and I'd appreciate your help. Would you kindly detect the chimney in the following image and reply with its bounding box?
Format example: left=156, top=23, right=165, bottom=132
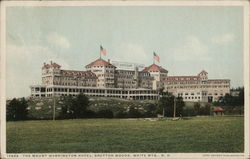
left=50, top=61, right=53, bottom=64
left=43, top=62, right=46, bottom=66
left=108, top=59, right=110, bottom=63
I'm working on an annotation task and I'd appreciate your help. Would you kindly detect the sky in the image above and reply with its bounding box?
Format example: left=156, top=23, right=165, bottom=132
left=5, top=6, right=244, bottom=98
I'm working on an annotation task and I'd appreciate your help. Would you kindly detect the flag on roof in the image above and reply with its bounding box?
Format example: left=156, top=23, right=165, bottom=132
left=100, top=45, right=107, bottom=56
left=153, top=52, right=160, bottom=62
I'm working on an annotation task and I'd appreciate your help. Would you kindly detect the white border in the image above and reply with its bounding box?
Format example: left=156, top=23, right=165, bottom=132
left=243, top=2, right=250, bottom=159
left=1, top=0, right=250, bottom=6
left=0, top=1, right=249, bottom=159
left=0, top=1, right=6, bottom=158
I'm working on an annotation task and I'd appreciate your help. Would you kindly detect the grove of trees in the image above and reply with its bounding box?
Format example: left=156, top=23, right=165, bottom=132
left=157, top=88, right=185, bottom=117
left=213, top=87, right=244, bottom=115
left=7, top=87, right=244, bottom=121
left=7, top=98, right=28, bottom=121
left=214, top=87, right=244, bottom=106
left=60, top=93, right=91, bottom=119
left=193, top=103, right=211, bottom=116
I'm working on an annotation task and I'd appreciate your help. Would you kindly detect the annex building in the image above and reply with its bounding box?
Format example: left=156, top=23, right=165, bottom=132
left=30, top=58, right=230, bottom=102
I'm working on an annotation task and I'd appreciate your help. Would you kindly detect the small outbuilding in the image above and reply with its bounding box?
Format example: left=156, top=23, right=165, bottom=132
left=212, top=106, right=225, bottom=116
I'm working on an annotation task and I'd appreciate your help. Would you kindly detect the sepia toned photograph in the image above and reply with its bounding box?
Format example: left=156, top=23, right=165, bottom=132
left=0, top=1, right=249, bottom=159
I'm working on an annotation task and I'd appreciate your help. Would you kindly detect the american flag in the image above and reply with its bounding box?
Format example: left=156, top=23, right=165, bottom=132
left=100, top=45, right=107, bottom=56
left=153, top=52, right=160, bottom=62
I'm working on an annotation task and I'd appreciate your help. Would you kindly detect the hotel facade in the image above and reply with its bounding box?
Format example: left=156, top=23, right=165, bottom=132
left=30, top=58, right=230, bottom=102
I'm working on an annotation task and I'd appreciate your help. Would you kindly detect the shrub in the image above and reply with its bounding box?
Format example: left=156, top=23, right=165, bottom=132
left=194, top=103, right=201, bottom=115
left=97, top=109, right=114, bottom=118
left=114, top=110, right=127, bottom=118
left=127, top=106, right=142, bottom=118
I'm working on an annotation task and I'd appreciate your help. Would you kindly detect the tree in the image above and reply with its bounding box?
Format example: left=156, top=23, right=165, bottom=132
left=7, top=98, right=28, bottom=121
left=158, top=96, right=169, bottom=117
left=127, top=106, right=141, bottom=118
left=144, top=103, right=157, bottom=117
left=157, top=91, right=185, bottom=117
left=215, top=87, right=244, bottom=107
left=60, top=93, right=90, bottom=119
left=158, top=87, right=165, bottom=96
left=114, top=110, right=127, bottom=118
left=194, top=103, right=200, bottom=115
left=97, top=109, right=114, bottom=118
left=175, top=96, right=185, bottom=117
left=60, top=96, right=74, bottom=119
left=72, top=93, right=89, bottom=118
left=237, top=87, right=244, bottom=106
left=18, top=98, right=28, bottom=120
left=7, top=98, right=18, bottom=121
left=204, top=104, right=211, bottom=115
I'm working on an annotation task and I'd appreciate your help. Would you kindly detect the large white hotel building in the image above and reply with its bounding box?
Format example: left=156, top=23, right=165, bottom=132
left=30, top=58, right=230, bottom=102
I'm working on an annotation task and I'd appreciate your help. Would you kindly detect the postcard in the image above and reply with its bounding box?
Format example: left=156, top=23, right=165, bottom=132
left=0, top=1, right=249, bottom=159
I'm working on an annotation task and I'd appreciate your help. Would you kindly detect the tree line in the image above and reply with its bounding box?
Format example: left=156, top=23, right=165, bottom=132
left=7, top=87, right=244, bottom=121
left=6, top=91, right=186, bottom=121
left=214, top=87, right=244, bottom=106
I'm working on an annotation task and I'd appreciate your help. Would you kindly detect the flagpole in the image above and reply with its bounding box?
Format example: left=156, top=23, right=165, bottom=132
left=153, top=52, right=155, bottom=64
left=100, top=45, right=102, bottom=59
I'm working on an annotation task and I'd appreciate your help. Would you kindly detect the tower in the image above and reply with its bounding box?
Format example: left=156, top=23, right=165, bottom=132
left=42, top=61, right=61, bottom=85
left=198, top=70, right=208, bottom=81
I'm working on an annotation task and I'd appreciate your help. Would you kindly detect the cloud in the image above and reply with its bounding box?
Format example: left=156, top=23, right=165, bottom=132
left=112, top=43, right=150, bottom=64
left=6, top=44, right=70, bottom=98
left=7, top=44, right=52, bottom=59
left=212, top=33, right=235, bottom=45
left=46, top=32, right=70, bottom=49
left=169, top=36, right=210, bottom=61
left=6, top=44, right=70, bottom=68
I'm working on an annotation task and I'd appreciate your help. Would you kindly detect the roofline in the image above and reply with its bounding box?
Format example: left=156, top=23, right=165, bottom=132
left=85, top=58, right=116, bottom=67
left=207, top=79, right=230, bottom=81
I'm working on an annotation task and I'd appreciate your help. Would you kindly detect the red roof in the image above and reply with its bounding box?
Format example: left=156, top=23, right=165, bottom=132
left=43, top=62, right=61, bottom=68
left=143, top=64, right=168, bottom=73
left=165, top=76, right=200, bottom=82
left=212, top=107, right=224, bottom=111
left=207, top=79, right=230, bottom=82
left=86, top=58, right=115, bottom=67
left=61, top=70, right=97, bottom=79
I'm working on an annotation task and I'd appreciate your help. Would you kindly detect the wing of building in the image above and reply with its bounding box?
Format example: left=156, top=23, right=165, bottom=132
left=30, top=59, right=230, bottom=102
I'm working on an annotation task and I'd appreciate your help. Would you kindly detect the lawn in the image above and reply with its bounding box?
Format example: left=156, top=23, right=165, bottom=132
left=7, top=116, right=244, bottom=153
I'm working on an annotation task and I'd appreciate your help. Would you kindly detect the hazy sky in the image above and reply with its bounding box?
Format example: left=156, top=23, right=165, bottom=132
left=6, top=6, right=244, bottom=98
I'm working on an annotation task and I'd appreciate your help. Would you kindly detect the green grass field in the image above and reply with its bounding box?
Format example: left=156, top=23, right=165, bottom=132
left=7, top=116, right=244, bottom=153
